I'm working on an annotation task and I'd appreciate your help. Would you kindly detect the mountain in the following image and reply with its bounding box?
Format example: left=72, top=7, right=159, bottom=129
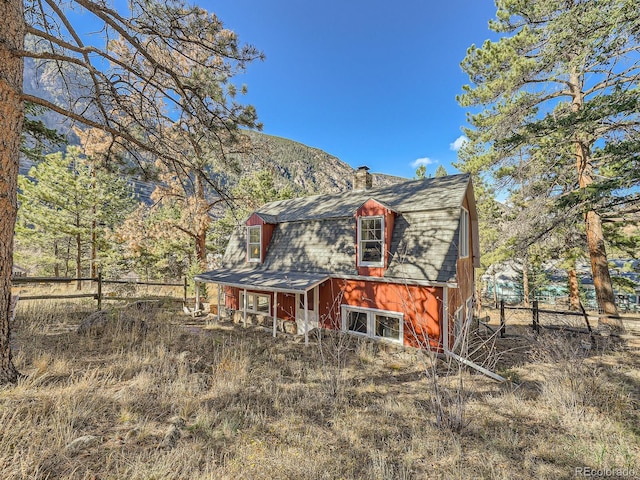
left=20, top=128, right=405, bottom=201
left=236, top=130, right=404, bottom=194
left=21, top=58, right=405, bottom=198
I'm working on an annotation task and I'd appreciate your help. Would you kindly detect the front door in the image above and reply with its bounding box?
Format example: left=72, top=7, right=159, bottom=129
left=295, top=287, right=319, bottom=334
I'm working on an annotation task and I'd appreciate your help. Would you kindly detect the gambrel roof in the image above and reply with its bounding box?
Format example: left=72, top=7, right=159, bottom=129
left=209, top=173, right=478, bottom=286
left=255, top=173, right=472, bottom=222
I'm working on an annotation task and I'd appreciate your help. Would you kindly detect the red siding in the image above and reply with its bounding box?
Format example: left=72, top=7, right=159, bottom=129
left=444, top=192, right=476, bottom=350
left=355, top=199, right=396, bottom=277
left=246, top=213, right=265, bottom=227
left=319, top=279, right=443, bottom=350
left=458, top=194, right=475, bottom=302
left=224, top=286, right=297, bottom=321
left=261, top=224, right=275, bottom=262
left=226, top=279, right=444, bottom=350
left=245, top=214, right=275, bottom=263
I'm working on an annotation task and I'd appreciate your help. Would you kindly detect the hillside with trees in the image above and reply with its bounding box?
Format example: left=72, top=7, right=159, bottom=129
left=1, top=0, right=269, bottom=383
left=14, top=128, right=405, bottom=281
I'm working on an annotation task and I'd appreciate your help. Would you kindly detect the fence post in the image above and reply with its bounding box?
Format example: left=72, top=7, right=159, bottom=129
left=97, top=270, right=102, bottom=311
left=500, top=299, right=505, bottom=337
left=183, top=277, right=188, bottom=305
left=579, top=301, right=596, bottom=345
left=532, top=300, right=539, bottom=333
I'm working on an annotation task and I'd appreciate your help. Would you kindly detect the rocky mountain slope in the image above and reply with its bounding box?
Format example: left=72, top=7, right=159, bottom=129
left=21, top=58, right=405, bottom=198
left=235, top=130, right=404, bottom=194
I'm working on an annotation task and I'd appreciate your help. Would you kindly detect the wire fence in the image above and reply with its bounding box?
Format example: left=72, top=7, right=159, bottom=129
left=490, top=299, right=640, bottom=339
left=481, top=293, right=640, bottom=314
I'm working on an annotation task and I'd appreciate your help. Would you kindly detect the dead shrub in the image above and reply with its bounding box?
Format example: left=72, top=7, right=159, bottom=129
left=532, top=333, right=633, bottom=419
left=314, top=329, right=354, bottom=400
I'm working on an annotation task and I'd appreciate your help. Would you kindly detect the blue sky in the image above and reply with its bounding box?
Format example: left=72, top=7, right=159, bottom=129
left=208, top=0, right=499, bottom=178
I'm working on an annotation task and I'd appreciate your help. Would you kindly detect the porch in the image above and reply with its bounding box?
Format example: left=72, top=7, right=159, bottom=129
left=195, top=268, right=330, bottom=345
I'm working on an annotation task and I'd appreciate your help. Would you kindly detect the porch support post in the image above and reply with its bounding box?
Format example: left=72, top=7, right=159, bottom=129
left=195, top=281, right=201, bottom=312
left=243, top=288, right=247, bottom=328
left=295, top=293, right=300, bottom=334
left=272, top=292, right=278, bottom=338
left=217, top=284, right=221, bottom=321
left=443, top=286, right=449, bottom=353
left=304, top=289, right=309, bottom=347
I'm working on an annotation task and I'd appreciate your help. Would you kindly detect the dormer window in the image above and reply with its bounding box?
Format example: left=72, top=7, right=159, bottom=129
left=358, top=216, right=384, bottom=266
left=247, top=226, right=261, bottom=262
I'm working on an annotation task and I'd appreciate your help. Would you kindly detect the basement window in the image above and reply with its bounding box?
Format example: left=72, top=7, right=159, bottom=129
left=358, top=216, right=384, bottom=266
left=374, top=314, right=401, bottom=341
left=346, top=309, right=368, bottom=334
left=341, top=306, right=403, bottom=344
left=247, top=226, right=261, bottom=262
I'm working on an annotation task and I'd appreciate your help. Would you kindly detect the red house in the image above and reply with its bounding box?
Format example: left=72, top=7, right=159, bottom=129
left=196, top=168, right=479, bottom=351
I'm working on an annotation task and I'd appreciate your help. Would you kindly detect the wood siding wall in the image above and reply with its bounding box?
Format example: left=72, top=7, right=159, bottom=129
left=444, top=192, right=476, bottom=350
left=225, top=279, right=444, bottom=350
left=225, top=286, right=298, bottom=321
left=355, top=199, right=396, bottom=277
left=245, top=214, right=275, bottom=264
left=319, top=279, right=443, bottom=349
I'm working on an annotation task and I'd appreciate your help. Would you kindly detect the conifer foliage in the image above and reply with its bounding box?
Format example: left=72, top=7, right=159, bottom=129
left=0, top=0, right=262, bottom=383
left=16, top=147, right=136, bottom=281
left=458, top=0, right=640, bottom=319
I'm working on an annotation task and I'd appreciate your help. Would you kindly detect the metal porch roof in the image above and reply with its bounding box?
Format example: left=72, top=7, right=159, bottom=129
left=195, top=268, right=330, bottom=294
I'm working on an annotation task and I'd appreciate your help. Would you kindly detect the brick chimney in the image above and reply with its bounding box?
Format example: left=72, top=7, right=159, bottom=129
left=354, top=165, right=372, bottom=191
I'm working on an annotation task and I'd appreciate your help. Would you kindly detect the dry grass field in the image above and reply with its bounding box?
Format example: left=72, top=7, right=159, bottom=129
left=1, top=300, right=639, bottom=479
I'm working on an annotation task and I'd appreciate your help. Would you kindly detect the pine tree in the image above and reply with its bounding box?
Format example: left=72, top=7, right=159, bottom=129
left=0, top=0, right=261, bottom=383
left=21, top=103, right=66, bottom=162
left=435, top=165, right=448, bottom=177
left=117, top=203, right=194, bottom=280
left=16, top=147, right=136, bottom=285
left=458, top=0, right=640, bottom=322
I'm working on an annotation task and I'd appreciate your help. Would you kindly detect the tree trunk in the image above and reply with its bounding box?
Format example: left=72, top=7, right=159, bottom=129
left=586, top=211, right=620, bottom=318
left=91, top=221, right=97, bottom=278
left=91, top=165, right=97, bottom=278
left=76, top=231, right=82, bottom=290
left=64, top=235, right=71, bottom=276
left=195, top=231, right=207, bottom=270
left=570, top=71, right=620, bottom=325
left=492, top=272, right=498, bottom=308
left=522, top=258, right=530, bottom=307
left=0, top=0, right=25, bottom=384
left=194, top=172, right=209, bottom=271
left=54, top=241, right=60, bottom=277
left=567, top=267, right=580, bottom=311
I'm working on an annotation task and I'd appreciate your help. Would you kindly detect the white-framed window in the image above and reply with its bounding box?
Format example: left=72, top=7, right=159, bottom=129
left=298, top=289, right=316, bottom=312
left=373, top=313, right=402, bottom=341
left=459, top=208, right=469, bottom=258
left=240, top=292, right=271, bottom=314
left=247, top=226, right=261, bottom=262
left=341, top=305, right=403, bottom=343
left=358, top=216, right=384, bottom=266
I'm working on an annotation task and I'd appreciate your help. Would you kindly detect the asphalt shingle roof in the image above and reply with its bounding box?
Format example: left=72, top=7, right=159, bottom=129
left=216, top=173, right=472, bottom=285
left=195, top=269, right=329, bottom=293
left=256, top=173, right=471, bottom=222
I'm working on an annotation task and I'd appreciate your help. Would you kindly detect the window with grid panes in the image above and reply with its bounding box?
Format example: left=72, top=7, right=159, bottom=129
left=247, top=226, right=261, bottom=262
left=358, top=216, right=384, bottom=266
left=341, top=306, right=403, bottom=343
